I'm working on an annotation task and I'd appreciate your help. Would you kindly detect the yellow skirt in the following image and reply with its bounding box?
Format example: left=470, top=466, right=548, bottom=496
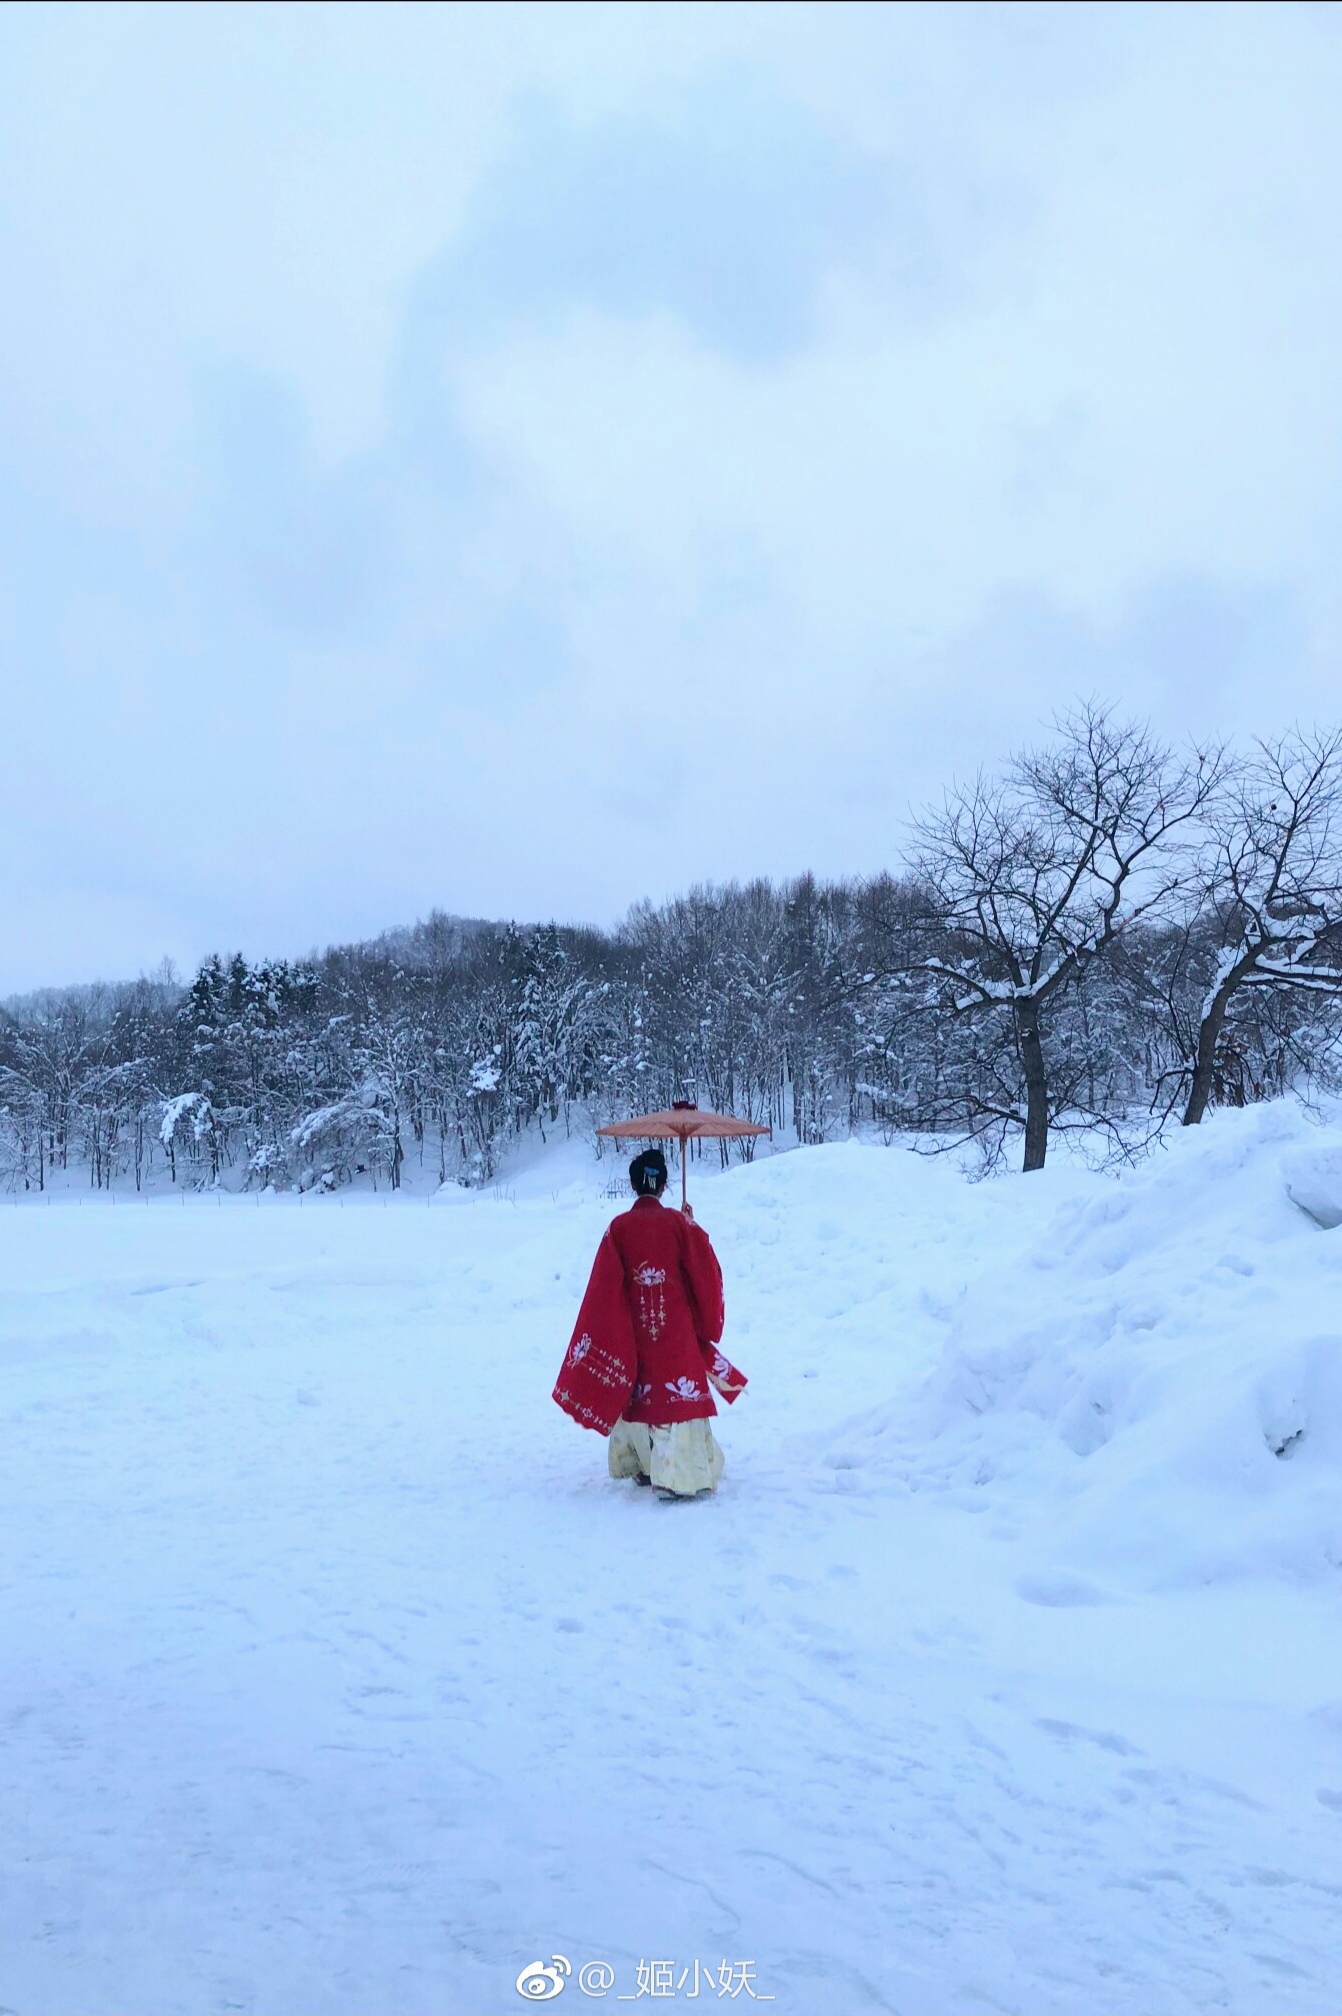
left=607, top=1417, right=725, bottom=1497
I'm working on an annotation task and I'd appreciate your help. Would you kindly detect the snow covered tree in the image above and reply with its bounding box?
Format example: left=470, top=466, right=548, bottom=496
left=514, top=925, right=601, bottom=1134
left=1173, top=729, right=1342, bottom=1125
left=911, top=704, right=1219, bottom=1170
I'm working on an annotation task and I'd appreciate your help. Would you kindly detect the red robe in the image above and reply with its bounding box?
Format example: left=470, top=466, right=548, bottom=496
left=553, top=1197, right=748, bottom=1435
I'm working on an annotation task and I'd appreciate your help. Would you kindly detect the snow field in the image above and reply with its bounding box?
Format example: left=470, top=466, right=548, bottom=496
left=2, top=1109, right=1342, bottom=2014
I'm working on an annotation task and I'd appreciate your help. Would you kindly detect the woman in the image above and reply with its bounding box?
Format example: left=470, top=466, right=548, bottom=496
left=553, top=1147, right=748, bottom=1498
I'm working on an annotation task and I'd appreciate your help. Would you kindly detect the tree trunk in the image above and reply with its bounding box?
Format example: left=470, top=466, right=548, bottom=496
left=1183, top=986, right=1233, bottom=1126
left=1183, top=950, right=1256, bottom=1126
left=1016, top=996, right=1050, bottom=1172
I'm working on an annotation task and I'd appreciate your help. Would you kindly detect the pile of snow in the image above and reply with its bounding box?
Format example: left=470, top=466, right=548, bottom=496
left=1282, top=1140, right=1342, bottom=1229
left=829, top=1102, right=1342, bottom=1597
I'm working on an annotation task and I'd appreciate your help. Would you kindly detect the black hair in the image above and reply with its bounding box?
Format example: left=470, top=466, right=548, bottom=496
left=629, top=1148, right=668, bottom=1197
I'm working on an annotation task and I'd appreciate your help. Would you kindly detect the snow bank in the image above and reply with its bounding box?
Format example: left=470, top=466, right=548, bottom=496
left=1282, top=1140, right=1342, bottom=1229
left=828, top=1103, right=1342, bottom=1595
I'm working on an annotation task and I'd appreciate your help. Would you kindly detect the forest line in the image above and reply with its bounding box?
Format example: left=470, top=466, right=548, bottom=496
left=4, top=704, right=1340, bottom=1191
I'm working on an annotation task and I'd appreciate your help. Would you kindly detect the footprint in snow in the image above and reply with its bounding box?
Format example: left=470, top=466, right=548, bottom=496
left=1035, top=1717, right=1142, bottom=1757
left=1015, top=1570, right=1108, bottom=1608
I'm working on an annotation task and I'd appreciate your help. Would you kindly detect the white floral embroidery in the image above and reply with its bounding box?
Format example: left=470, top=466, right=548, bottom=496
left=711, top=1351, right=730, bottom=1380
left=666, top=1376, right=702, bottom=1402
left=563, top=1338, right=629, bottom=1390
left=632, top=1263, right=669, bottom=1340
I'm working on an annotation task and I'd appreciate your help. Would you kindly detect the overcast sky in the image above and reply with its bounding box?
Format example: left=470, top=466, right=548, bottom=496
left=2, top=0, right=1340, bottom=992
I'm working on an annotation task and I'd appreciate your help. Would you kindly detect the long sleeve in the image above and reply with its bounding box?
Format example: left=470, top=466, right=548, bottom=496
left=699, top=1335, right=748, bottom=1404
left=680, top=1218, right=725, bottom=1345
left=552, top=1231, right=637, bottom=1434
left=681, top=1218, right=746, bottom=1403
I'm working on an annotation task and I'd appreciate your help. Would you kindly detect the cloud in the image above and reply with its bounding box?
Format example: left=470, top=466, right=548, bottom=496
left=1, top=3, right=1341, bottom=991
left=846, top=571, right=1315, bottom=839
left=410, top=82, right=947, bottom=366
left=195, top=366, right=395, bottom=642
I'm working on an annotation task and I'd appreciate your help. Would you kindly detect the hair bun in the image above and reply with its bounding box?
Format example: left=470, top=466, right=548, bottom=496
left=629, top=1147, right=668, bottom=1195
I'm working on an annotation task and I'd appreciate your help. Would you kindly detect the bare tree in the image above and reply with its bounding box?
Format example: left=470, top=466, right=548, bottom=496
left=912, top=704, right=1220, bottom=1170
left=1177, top=729, right=1342, bottom=1126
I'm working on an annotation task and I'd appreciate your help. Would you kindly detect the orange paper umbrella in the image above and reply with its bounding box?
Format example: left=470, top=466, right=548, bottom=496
left=597, top=1101, right=771, bottom=1210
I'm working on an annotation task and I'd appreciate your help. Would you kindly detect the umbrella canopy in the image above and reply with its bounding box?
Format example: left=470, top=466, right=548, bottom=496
left=597, top=1102, right=770, bottom=1208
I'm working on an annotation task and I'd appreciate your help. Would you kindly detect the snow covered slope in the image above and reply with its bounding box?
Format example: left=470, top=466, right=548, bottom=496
left=830, top=1103, right=1342, bottom=1600
left=2, top=1108, right=1341, bottom=2014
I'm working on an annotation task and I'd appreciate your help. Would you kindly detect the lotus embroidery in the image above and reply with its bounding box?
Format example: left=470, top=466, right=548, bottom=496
left=633, top=1263, right=669, bottom=1340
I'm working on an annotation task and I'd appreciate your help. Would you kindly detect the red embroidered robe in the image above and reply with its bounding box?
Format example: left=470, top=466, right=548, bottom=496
left=553, top=1196, right=747, bottom=1434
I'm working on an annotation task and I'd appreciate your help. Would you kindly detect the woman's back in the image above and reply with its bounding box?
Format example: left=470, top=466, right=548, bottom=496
left=609, top=1195, right=723, bottom=1422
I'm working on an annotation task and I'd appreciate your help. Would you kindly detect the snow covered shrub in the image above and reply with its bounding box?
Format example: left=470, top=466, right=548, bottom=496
left=159, top=1091, right=220, bottom=1186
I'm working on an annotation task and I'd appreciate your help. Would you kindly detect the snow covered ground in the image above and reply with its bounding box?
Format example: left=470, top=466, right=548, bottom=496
left=4, top=1105, right=1342, bottom=2015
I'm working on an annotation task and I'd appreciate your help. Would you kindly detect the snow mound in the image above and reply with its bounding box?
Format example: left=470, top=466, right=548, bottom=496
left=827, top=1103, right=1342, bottom=1594
left=1282, top=1141, right=1342, bottom=1229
